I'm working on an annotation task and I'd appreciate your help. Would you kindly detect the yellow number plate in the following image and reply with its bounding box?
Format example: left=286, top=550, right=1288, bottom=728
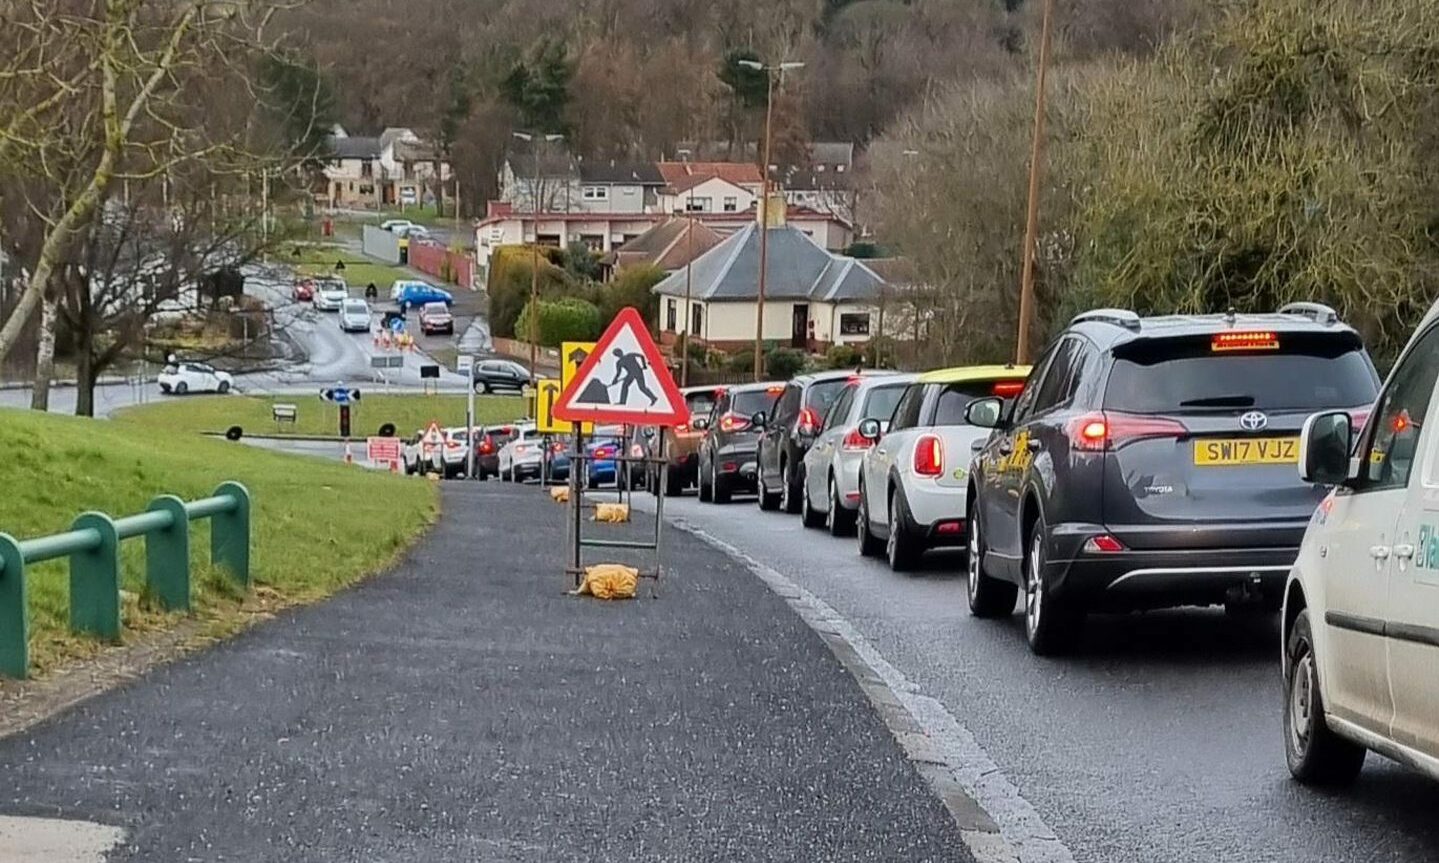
left=1194, top=437, right=1299, bottom=466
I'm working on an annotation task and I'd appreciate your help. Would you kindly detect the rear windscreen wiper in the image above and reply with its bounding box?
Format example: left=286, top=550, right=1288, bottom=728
left=1178, top=395, right=1256, bottom=407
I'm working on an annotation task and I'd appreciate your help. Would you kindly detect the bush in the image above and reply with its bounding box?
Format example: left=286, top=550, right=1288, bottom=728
left=486, top=245, right=572, bottom=338
left=724, top=348, right=754, bottom=374
left=824, top=344, right=865, bottom=369
left=598, top=264, right=664, bottom=331
left=764, top=347, right=807, bottom=380
left=515, top=297, right=602, bottom=346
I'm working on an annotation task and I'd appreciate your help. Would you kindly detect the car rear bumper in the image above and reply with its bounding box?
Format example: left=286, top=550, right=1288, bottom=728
left=901, top=481, right=968, bottom=543
left=829, top=453, right=864, bottom=511
left=715, top=450, right=758, bottom=490
left=1045, top=521, right=1302, bottom=607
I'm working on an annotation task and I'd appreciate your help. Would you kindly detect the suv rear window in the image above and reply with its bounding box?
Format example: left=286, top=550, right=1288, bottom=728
left=731, top=389, right=777, bottom=417
left=805, top=379, right=850, bottom=416
left=686, top=392, right=716, bottom=418
left=1105, top=334, right=1377, bottom=413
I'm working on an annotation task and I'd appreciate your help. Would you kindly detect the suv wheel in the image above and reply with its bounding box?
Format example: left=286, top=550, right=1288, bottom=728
left=758, top=463, right=781, bottom=511
left=664, top=466, right=684, bottom=497
left=800, top=473, right=825, bottom=528
left=698, top=459, right=714, bottom=503
left=967, top=510, right=1018, bottom=617
left=886, top=488, right=921, bottom=572
left=713, top=462, right=733, bottom=504
left=1024, top=517, right=1082, bottom=655
left=827, top=475, right=854, bottom=537
left=780, top=460, right=802, bottom=514
left=1285, top=608, right=1366, bottom=785
left=856, top=482, right=883, bottom=557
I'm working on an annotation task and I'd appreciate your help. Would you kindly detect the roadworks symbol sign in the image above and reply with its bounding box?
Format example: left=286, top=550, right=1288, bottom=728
left=554, top=307, right=690, bottom=427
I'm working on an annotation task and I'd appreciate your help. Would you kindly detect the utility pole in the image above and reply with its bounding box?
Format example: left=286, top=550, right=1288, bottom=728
left=513, top=130, right=565, bottom=384
left=682, top=215, right=694, bottom=387
left=739, top=58, right=804, bottom=383
left=1016, top=0, right=1055, bottom=365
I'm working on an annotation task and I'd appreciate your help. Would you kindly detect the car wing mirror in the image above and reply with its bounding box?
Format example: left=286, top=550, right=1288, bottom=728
left=965, top=397, right=1004, bottom=429
left=750, top=411, right=767, bottom=429
left=1299, top=410, right=1354, bottom=485
left=691, top=416, right=710, bottom=431
left=857, top=418, right=882, bottom=441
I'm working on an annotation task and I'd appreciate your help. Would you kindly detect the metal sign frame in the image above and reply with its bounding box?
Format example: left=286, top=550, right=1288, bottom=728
left=564, top=421, right=668, bottom=596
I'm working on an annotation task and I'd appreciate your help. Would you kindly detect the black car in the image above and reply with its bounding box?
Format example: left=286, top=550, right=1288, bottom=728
left=754, top=370, right=898, bottom=513
left=473, top=423, right=521, bottom=480
left=964, top=304, right=1381, bottom=655
left=473, top=359, right=533, bottom=394
left=698, top=382, right=783, bottom=503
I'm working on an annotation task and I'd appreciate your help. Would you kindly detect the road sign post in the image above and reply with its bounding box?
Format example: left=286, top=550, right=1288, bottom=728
left=554, top=308, right=688, bottom=594
left=459, top=354, right=475, bottom=479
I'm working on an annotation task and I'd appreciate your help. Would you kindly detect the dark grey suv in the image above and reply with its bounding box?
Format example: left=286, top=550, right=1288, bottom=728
left=964, top=304, right=1381, bottom=655
left=698, top=382, right=782, bottom=503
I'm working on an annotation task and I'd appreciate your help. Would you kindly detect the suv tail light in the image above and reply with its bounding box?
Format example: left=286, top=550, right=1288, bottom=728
left=798, top=406, right=822, bottom=436
left=478, top=437, right=495, bottom=455
left=719, top=413, right=750, bottom=433
left=914, top=434, right=944, bottom=476
left=594, top=446, right=615, bottom=459
left=1068, top=411, right=1188, bottom=451
left=842, top=428, right=873, bottom=451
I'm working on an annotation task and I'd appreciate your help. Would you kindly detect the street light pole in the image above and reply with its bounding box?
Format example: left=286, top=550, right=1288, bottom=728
left=682, top=214, right=694, bottom=388
left=1016, top=0, right=1055, bottom=365
left=739, top=59, right=804, bottom=383
left=513, top=131, right=565, bottom=385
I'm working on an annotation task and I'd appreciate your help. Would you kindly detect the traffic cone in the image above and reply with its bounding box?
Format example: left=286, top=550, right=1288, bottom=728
left=343, top=442, right=354, bottom=465
left=389, top=458, right=400, bottom=475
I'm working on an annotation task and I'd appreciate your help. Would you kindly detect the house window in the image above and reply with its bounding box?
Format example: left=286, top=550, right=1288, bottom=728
left=685, top=197, right=710, bottom=212
left=666, top=299, right=677, bottom=332
left=361, top=162, right=372, bottom=178
left=691, top=304, right=703, bottom=335
left=815, top=165, right=825, bottom=172
left=582, top=186, right=609, bottom=201
left=722, top=196, right=738, bottom=212
left=836, top=164, right=846, bottom=173
left=839, top=313, right=871, bottom=336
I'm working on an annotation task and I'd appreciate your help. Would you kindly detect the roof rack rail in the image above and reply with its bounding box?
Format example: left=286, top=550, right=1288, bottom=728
left=1070, top=308, right=1141, bottom=330
left=1277, top=302, right=1338, bottom=325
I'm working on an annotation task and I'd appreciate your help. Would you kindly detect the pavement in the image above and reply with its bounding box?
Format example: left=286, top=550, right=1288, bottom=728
left=0, top=483, right=972, bottom=861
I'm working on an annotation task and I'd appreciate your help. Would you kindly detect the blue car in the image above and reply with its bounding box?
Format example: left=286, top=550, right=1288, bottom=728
left=585, top=426, right=641, bottom=489
left=395, top=283, right=453, bottom=313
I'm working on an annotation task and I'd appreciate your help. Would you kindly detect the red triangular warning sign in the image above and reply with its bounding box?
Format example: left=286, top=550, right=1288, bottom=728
left=554, top=307, right=690, bottom=426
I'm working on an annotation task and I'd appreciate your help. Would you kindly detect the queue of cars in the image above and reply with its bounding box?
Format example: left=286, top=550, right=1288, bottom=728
left=659, top=300, right=1439, bottom=791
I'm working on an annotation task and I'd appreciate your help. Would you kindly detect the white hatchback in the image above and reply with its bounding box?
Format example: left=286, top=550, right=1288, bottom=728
left=1285, top=301, right=1439, bottom=787
left=158, top=362, right=233, bottom=395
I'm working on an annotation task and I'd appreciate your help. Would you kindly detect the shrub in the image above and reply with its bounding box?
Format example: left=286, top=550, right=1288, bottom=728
left=598, top=264, right=664, bottom=331
left=764, top=347, right=807, bottom=380
left=515, top=297, right=602, bottom=346
left=824, top=344, right=865, bottom=369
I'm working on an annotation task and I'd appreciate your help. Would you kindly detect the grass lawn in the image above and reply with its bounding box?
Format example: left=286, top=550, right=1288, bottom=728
left=114, top=394, right=528, bottom=438
left=288, top=244, right=406, bottom=293
left=0, top=409, right=439, bottom=676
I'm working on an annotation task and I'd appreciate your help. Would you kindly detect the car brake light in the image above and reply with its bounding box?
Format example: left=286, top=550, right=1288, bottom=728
left=478, top=439, right=494, bottom=455
left=842, top=428, right=873, bottom=451
left=719, top=413, right=750, bottom=433
left=551, top=442, right=565, bottom=453
left=1083, top=534, right=1127, bottom=553
left=1211, top=331, right=1279, bottom=352
left=514, top=445, right=528, bottom=455
left=675, top=422, right=689, bottom=433
left=799, top=406, right=822, bottom=436
left=992, top=380, right=1025, bottom=397
left=914, top=434, right=943, bottom=476
left=1067, top=411, right=1188, bottom=451
left=766, top=385, right=784, bottom=394
left=595, top=446, right=615, bottom=459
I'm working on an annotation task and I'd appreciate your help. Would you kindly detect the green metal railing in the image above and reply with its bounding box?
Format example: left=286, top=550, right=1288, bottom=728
left=0, top=481, right=251, bottom=680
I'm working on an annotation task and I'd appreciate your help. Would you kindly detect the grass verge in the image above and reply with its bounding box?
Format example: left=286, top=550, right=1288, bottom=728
left=288, top=244, right=407, bottom=293
left=113, top=394, right=527, bottom=438
left=0, top=409, right=440, bottom=676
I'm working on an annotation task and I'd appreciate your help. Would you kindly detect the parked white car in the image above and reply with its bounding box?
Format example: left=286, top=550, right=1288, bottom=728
left=158, top=361, right=233, bottom=395
left=497, top=424, right=554, bottom=482
left=338, top=298, right=371, bottom=333
left=1283, top=300, right=1439, bottom=788
left=311, top=277, right=348, bottom=311
left=801, top=373, right=917, bottom=536
left=380, top=219, right=417, bottom=234
left=396, top=225, right=430, bottom=240
left=855, top=365, right=1031, bottom=572
left=428, top=427, right=477, bottom=479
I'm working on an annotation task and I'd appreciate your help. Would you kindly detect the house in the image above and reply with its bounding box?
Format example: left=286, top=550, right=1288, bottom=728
left=499, top=150, right=580, bottom=212
left=500, top=152, right=664, bottom=216
left=605, top=217, right=726, bottom=277
left=778, top=141, right=856, bottom=222
left=651, top=197, right=884, bottom=352
left=321, top=127, right=452, bottom=210
left=575, top=161, right=666, bottom=214
left=656, top=162, right=763, bottom=215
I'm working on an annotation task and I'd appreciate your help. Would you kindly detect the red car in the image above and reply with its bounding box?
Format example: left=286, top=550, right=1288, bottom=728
left=292, top=278, right=314, bottom=302
left=418, top=301, right=454, bottom=335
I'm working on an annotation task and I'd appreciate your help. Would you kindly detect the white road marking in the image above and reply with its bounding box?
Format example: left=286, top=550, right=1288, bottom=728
left=675, top=519, right=1077, bottom=863
left=0, top=816, right=124, bottom=862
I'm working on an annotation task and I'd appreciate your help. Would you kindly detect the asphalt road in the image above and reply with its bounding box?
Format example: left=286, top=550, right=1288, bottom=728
left=0, top=484, right=971, bottom=861
left=638, top=487, right=1439, bottom=863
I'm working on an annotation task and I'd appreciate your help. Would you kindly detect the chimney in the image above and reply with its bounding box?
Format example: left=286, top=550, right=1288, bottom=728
left=757, top=192, right=786, bottom=228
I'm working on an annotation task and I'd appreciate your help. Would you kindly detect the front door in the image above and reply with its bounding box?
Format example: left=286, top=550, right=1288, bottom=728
left=791, top=304, right=809, bottom=349
left=1320, top=322, right=1439, bottom=736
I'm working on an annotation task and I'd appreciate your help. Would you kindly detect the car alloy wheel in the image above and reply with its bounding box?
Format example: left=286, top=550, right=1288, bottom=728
left=856, top=482, right=883, bottom=557
left=780, top=462, right=792, bottom=511
left=967, top=520, right=982, bottom=606
left=800, top=472, right=824, bottom=528
left=1025, top=539, right=1044, bottom=640
left=825, top=477, right=837, bottom=534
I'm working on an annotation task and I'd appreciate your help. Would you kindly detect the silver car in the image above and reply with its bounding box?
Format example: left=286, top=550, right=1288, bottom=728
left=800, top=373, right=916, bottom=536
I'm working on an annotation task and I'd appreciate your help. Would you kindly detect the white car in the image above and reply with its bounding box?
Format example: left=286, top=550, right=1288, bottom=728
left=855, top=365, right=1031, bottom=572
left=801, top=373, right=916, bottom=536
left=497, top=424, right=557, bottom=483
left=311, top=277, right=348, bottom=311
left=396, top=225, right=430, bottom=241
left=1283, top=301, right=1439, bottom=788
left=158, top=361, right=233, bottom=395
left=428, top=427, right=477, bottom=479
left=338, top=298, right=371, bottom=333
left=380, top=219, right=417, bottom=234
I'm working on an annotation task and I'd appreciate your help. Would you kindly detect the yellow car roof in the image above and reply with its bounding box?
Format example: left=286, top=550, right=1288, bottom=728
left=915, top=364, right=1033, bottom=385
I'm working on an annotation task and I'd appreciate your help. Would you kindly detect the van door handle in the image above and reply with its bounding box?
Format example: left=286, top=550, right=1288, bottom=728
left=1393, top=544, right=1415, bottom=559
left=876, top=448, right=887, bottom=456
left=1369, top=545, right=1391, bottom=560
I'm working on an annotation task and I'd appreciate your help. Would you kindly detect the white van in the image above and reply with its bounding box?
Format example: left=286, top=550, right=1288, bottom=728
left=1286, top=303, right=1439, bottom=786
